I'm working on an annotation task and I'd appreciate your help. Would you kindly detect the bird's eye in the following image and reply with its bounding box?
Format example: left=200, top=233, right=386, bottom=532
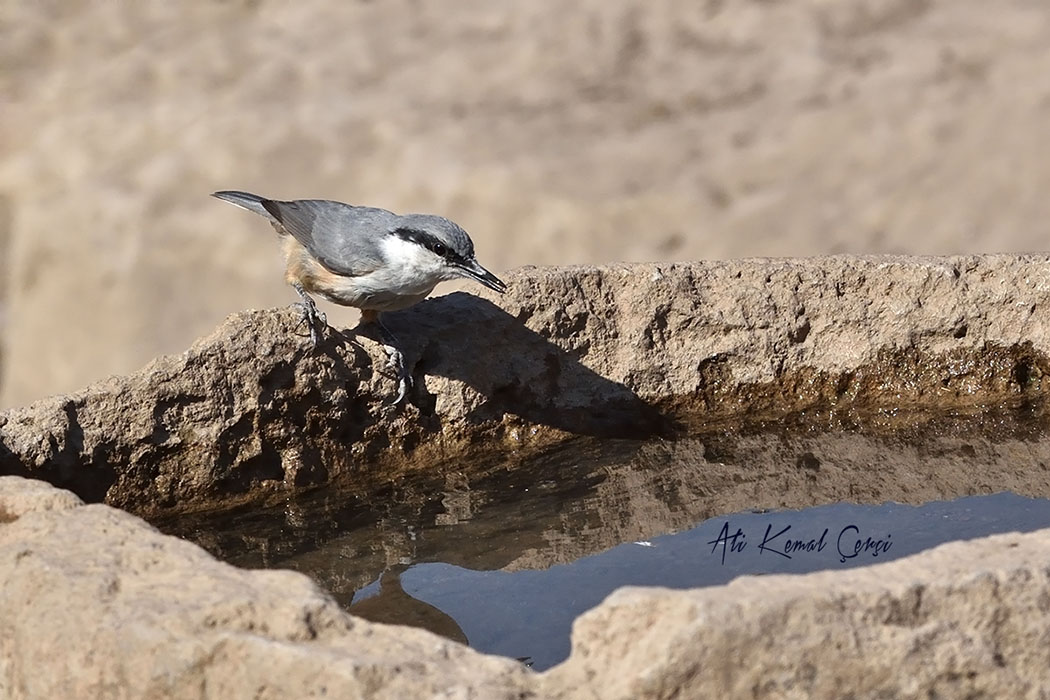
left=432, top=242, right=447, bottom=256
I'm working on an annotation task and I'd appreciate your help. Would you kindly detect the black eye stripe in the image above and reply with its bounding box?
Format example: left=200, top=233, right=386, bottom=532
left=392, top=227, right=467, bottom=263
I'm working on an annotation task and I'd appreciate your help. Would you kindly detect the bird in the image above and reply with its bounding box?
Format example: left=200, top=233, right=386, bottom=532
left=212, top=190, right=507, bottom=403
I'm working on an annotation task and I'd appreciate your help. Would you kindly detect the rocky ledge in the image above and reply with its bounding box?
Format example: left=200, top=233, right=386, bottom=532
left=2, top=256, right=1050, bottom=515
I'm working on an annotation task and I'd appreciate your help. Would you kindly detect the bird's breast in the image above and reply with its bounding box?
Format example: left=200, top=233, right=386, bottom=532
left=283, top=237, right=441, bottom=311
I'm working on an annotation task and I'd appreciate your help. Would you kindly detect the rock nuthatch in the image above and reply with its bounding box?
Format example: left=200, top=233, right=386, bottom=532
left=212, top=190, right=506, bottom=403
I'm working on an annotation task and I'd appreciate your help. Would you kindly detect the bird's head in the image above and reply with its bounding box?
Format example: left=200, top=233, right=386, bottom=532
left=389, top=215, right=506, bottom=293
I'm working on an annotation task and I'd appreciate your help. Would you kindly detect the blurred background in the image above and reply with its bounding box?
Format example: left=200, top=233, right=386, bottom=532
left=2, top=1, right=1050, bottom=408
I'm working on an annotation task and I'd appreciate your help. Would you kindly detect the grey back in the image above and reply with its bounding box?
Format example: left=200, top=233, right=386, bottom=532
left=213, top=191, right=478, bottom=278
left=261, top=199, right=398, bottom=277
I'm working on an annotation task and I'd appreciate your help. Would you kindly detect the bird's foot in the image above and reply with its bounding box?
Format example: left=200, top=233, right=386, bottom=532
left=381, top=341, right=413, bottom=405
left=364, top=312, right=412, bottom=405
left=292, top=284, right=327, bottom=347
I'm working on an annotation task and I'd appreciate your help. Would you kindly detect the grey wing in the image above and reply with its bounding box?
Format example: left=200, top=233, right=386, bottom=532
left=261, top=199, right=394, bottom=277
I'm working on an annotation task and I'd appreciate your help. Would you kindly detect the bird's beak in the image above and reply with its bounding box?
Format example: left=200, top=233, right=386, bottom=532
left=457, top=258, right=507, bottom=293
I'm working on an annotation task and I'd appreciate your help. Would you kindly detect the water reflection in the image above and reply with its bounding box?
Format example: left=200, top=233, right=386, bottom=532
left=158, top=405, right=1050, bottom=670
left=349, top=565, right=469, bottom=646
left=346, top=493, right=1050, bottom=669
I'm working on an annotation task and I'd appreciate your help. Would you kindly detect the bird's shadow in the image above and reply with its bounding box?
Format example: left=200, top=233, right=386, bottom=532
left=351, top=293, right=672, bottom=439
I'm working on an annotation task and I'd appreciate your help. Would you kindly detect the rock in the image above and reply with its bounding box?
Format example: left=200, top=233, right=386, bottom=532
left=0, top=477, right=532, bottom=700
left=3, top=257, right=1050, bottom=514
left=7, top=1, right=1050, bottom=407
left=542, top=529, right=1050, bottom=699
left=0, top=475, right=81, bottom=523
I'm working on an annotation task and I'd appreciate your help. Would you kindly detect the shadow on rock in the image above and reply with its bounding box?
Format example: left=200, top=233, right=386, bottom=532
left=377, top=293, right=670, bottom=439
left=0, top=290, right=668, bottom=513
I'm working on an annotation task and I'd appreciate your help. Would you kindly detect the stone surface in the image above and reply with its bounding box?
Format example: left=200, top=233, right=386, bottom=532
left=4, top=478, right=1050, bottom=699
left=542, top=530, right=1050, bottom=699
left=3, top=256, right=1050, bottom=514
left=0, top=478, right=531, bottom=700
left=6, top=1, right=1050, bottom=406
left=0, top=475, right=81, bottom=523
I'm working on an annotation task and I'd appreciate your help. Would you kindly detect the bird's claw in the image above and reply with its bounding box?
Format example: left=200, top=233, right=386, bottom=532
left=366, top=317, right=413, bottom=406
left=392, top=376, right=411, bottom=406
left=293, top=302, right=325, bottom=346
left=382, top=342, right=413, bottom=406
left=292, top=284, right=327, bottom=347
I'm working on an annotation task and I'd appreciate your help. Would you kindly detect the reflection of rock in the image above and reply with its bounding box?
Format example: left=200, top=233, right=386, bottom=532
left=5, top=258, right=1050, bottom=515
left=349, top=567, right=469, bottom=647
left=505, top=412, right=1050, bottom=570
left=171, top=408, right=1050, bottom=599
left=436, top=489, right=475, bottom=526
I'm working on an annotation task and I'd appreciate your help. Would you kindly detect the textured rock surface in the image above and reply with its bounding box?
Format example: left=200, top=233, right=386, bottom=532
left=542, top=530, right=1050, bottom=699
left=0, top=477, right=531, bottom=700
left=3, top=256, right=1050, bottom=514
left=4, top=478, right=1050, bottom=699
left=6, top=1, right=1050, bottom=406
left=0, top=475, right=81, bottom=523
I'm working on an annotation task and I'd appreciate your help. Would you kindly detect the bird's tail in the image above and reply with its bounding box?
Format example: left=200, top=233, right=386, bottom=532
left=211, top=190, right=273, bottom=219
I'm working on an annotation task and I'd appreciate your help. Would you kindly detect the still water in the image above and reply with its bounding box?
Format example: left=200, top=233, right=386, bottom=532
left=160, top=407, right=1050, bottom=670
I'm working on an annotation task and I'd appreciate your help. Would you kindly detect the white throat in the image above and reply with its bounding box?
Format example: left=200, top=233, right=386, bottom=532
left=377, top=235, right=455, bottom=292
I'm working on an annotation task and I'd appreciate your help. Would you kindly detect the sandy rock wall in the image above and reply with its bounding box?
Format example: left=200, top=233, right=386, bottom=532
left=5, top=1, right=1050, bottom=406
